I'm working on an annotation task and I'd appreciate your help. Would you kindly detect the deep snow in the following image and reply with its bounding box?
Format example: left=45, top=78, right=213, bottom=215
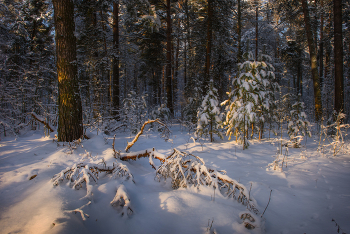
left=0, top=125, right=349, bottom=234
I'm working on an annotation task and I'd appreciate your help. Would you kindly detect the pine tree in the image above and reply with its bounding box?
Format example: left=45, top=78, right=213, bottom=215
left=195, top=80, right=223, bottom=142
left=121, top=91, right=148, bottom=134
left=53, top=0, right=83, bottom=141
left=222, top=51, right=275, bottom=149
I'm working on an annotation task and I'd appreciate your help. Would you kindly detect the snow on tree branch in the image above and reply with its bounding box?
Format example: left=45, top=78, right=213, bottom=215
left=52, top=160, right=135, bottom=197
left=154, top=148, right=259, bottom=215
left=110, top=184, right=133, bottom=217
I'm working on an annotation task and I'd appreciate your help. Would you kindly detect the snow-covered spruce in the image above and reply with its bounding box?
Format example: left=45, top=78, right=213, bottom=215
left=183, top=85, right=203, bottom=125
left=287, top=101, right=311, bottom=148
left=150, top=104, right=170, bottom=123
left=222, top=51, right=278, bottom=149
left=155, top=148, right=259, bottom=215
left=121, top=91, right=148, bottom=134
left=195, top=80, right=223, bottom=142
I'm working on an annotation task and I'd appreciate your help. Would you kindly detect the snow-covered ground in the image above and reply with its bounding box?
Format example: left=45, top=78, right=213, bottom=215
left=0, top=125, right=349, bottom=234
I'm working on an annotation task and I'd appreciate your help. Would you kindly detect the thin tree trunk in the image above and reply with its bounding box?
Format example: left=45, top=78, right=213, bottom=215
left=204, top=0, right=213, bottom=92
left=319, top=0, right=324, bottom=87
left=166, top=0, right=173, bottom=115
left=237, top=0, right=242, bottom=63
left=53, top=0, right=83, bottom=142
left=334, top=0, right=344, bottom=114
left=113, top=1, right=120, bottom=119
left=301, top=0, right=323, bottom=121
left=255, top=2, right=258, bottom=60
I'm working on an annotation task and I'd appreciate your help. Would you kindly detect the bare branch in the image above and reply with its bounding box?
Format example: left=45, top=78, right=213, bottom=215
left=125, top=119, right=170, bottom=152
left=30, top=112, right=54, bottom=132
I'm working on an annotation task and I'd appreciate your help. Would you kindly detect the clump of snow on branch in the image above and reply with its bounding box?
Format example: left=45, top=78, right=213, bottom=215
left=110, top=184, right=133, bottom=217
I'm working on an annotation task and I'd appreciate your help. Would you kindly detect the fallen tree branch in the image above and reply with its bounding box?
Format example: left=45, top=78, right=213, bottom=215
left=125, top=119, right=170, bottom=152
left=65, top=201, right=91, bottom=221
left=30, top=112, right=54, bottom=132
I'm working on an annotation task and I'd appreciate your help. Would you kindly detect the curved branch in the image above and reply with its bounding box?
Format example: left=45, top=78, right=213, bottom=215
left=125, top=119, right=170, bottom=152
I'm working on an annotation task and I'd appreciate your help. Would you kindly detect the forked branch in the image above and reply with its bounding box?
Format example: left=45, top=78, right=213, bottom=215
left=125, top=119, right=170, bottom=152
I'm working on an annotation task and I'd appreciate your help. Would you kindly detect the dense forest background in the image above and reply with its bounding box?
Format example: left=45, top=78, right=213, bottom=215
left=1, top=0, right=349, bottom=143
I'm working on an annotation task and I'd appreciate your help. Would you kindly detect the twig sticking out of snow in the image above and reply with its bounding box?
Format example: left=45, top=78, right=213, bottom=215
left=125, top=119, right=171, bottom=152
left=110, top=185, right=133, bottom=217
left=65, top=201, right=91, bottom=221
left=261, top=189, right=272, bottom=217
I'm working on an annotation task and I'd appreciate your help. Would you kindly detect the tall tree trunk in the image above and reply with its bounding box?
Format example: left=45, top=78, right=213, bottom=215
left=113, top=1, right=120, bottom=119
left=237, top=0, right=242, bottom=63
left=301, top=0, right=323, bottom=122
left=319, top=0, right=324, bottom=88
left=334, top=0, right=344, bottom=114
left=166, top=0, right=173, bottom=115
left=204, top=0, right=213, bottom=93
left=53, top=0, right=83, bottom=142
left=255, top=1, right=259, bottom=60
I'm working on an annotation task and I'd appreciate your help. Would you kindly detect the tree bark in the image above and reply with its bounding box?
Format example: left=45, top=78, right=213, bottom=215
left=113, top=1, right=120, bottom=119
left=166, top=0, right=173, bottom=115
left=334, top=0, right=344, bottom=114
left=255, top=1, right=259, bottom=60
left=53, top=0, right=83, bottom=142
left=301, top=0, right=323, bottom=121
left=204, top=0, right=213, bottom=93
left=319, top=0, right=324, bottom=88
left=237, top=0, right=242, bottom=63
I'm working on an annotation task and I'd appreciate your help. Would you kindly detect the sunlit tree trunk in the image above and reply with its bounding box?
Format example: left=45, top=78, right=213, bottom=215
left=301, top=0, right=323, bottom=121
left=53, top=0, right=83, bottom=142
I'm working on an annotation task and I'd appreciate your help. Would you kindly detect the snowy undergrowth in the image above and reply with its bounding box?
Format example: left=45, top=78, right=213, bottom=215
left=1, top=126, right=350, bottom=234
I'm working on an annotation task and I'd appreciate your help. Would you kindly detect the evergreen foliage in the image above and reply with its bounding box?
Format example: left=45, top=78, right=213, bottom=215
left=287, top=100, right=311, bottom=147
left=222, top=51, right=278, bottom=149
left=121, top=91, right=148, bottom=134
left=195, top=80, right=223, bottom=142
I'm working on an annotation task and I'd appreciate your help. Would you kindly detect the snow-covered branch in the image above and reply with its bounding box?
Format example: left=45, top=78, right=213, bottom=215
left=65, top=201, right=91, bottom=221
left=52, top=161, right=135, bottom=197
left=110, top=185, right=133, bottom=217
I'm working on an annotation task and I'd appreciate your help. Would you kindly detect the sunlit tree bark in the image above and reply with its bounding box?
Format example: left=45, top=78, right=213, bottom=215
left=53, top=0, right=83, bottom=141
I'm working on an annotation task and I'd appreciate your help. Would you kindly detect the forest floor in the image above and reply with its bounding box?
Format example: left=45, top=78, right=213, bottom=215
left=0, top=124, right=350, bottom=234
